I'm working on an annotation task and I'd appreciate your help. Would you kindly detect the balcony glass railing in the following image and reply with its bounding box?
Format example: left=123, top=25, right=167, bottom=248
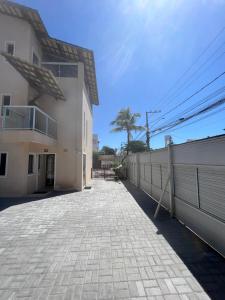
left=42, top=62, right=78, bottom=78
left=0, top=106, right=57, bottom=139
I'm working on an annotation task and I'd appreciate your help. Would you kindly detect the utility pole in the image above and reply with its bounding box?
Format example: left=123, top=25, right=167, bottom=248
left=146, top=110, right=161, bottom=150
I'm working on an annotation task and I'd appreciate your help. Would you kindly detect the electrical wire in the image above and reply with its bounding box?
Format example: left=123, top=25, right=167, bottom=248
left=152, top=50, right=225, bottom=128
left=151, top=97, right=225, bottom=138
left=153, top=24, right=225, bottom=110
left=152, top=85, right=225, bottom=131
left=154, top=47, right=225, bottom=115
left=137, top=85, right=225, bottom=142
left=150, top=69, right=225, bottom=129
left=133, top=26, right=225, bottom=143
left=151, top=106, right=225, bottom=140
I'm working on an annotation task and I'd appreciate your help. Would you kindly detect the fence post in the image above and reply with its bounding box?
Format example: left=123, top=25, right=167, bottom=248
left=136, top=153, right=141, bottom=188
left=149, top=151, right=152, bottom=196
left=168, top=143, right=175, bottom=217
left=32, top=107, right=36, bottom=130
left=46, top=116, right=49, bottom=135
left=196, top=167, right=200, bottom=208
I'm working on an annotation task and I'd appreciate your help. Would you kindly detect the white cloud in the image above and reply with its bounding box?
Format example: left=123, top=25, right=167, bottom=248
left=97, top=32, right=137, bottom=85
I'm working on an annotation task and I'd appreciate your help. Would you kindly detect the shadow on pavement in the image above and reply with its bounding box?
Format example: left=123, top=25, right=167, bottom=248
left=123, top=180, right=225, bottom=300
left=0, top=190, right=77, bottom=212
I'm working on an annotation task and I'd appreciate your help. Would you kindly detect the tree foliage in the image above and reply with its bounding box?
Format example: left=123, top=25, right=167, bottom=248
left=101, top=146, right=116, bottom=155
left=125, top=140, right=147, bottom=153
left=110, top=108, right=145, bottom=154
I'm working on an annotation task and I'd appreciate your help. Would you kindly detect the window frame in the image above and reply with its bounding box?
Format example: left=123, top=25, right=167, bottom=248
left=4, top=41, right=15, bottom=58
left=86, top=119, right=88, bottom=146
left=32, top=48, right=40, bottom=66
left=38, top=154, right=41, bottom=175
left=1, top=94, right=11, bottom=117
left=83, top=111, right=86, bottom=140
left=28, top=154, right=35, bottom=175
left=0, top=152, right=8, bottom=177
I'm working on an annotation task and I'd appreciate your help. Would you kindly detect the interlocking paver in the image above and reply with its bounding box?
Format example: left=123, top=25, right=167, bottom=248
left=0, top=179, right=224, bottom=299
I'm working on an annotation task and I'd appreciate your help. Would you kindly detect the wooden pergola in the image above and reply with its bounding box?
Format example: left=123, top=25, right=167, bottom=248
left=1, top=52, right=65, bottom=100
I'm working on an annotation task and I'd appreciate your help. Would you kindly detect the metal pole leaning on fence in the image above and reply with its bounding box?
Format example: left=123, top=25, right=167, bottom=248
left=154, top=172, right=171, bottom=219
left=168, top=142, right=175, bottom=217
left=136, top=153, right=141, bottom=188
left=154, top=140, right=174, bottom=219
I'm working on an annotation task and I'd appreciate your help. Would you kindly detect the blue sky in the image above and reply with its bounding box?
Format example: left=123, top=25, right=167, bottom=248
left=15, top=0, right=225, bottom=149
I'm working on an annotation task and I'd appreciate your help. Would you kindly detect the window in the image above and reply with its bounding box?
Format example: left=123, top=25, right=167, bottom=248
left=0, top=153, right=7, bottom=176
left=28, top=154, right=34, bottom=174
left=1, top=95, right=11, bottom=116
left=83, top=112, right=86, bottom=139
left=38, top=155, right=41, bottom=170
left=60, top=65, right=78, bottom=77
left=86, top=120, right=88, bottom=145
left=42, top=64, right=78, bottom=78
left=5, top=42, right=15, bottom=56
left=32, top=51, right=39, bottom=66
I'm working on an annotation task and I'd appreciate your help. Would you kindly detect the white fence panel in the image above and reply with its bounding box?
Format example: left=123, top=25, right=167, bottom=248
left=126, top=136, right=225, bottom=256
left=174, top=165, right=198, bottom=207
left=198, top=166, right=225, bottom=222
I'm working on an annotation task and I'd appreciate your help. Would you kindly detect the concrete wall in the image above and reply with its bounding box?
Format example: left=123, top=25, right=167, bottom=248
left=0, top=143, right=28, bottom=196
left=0, top=13, right=43, bottom=105
left=126, top=136, right=225, bottom=257
left=82, top=84, right=93, bottom=186
left=0, top=63, right=93, bottom=194
left=0, top=13, right=30, bottom=106
left=36, top=63, right=88, bottom=191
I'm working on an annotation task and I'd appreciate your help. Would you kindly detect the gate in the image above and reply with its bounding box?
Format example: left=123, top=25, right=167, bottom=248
left=92, top=168, right=115, bottom=180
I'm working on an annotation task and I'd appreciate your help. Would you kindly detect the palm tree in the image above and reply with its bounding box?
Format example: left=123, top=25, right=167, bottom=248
left=110, top=108, right=145, bottom=154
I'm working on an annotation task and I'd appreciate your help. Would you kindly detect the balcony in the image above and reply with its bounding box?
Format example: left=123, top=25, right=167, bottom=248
left=0, top=106, right=57, bottom=140
left=42, top=62, right=78, bottom=78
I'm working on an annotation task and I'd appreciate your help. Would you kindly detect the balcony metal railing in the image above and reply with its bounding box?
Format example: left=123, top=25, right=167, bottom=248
left=0, top=106, right=57, bottom=139
left=42, top=62, right=78, bottom=78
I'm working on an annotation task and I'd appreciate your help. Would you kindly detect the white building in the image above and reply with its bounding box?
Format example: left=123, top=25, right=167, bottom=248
left=0, top=0, right=99, bottom=196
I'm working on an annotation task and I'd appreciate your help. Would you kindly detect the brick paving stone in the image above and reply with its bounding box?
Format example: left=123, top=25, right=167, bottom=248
left=0, top=179, right=224, bottom=299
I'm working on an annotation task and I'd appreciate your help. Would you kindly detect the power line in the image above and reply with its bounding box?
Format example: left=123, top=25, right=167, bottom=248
left=153, top=24, right=225, bottom=110
left=151, top=69, right=225, bottom=129
left=154, top=48, right=225, bottom=116
left=151, top=106, right=225, bottom=139
left=138, top=96, right=225, bottom=143
left=152, top=85, right=225, bottom=131
left=135, top=26, right=225, bottom=143
left=151, top=96, right=225, bottom=138
left=133, top=130, right=145, bottom=140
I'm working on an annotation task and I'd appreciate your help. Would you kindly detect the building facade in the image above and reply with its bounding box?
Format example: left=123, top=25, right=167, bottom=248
left=0, top=0, right=99, bottom=196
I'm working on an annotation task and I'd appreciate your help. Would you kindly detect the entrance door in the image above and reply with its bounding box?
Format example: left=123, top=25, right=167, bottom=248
left=83, top=154, right=86, bottom=187
left=46, top=154, right=55, bottom=187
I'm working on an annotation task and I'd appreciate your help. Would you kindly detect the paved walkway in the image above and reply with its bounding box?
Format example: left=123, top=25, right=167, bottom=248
left=0, top=180, right=224, bottom=300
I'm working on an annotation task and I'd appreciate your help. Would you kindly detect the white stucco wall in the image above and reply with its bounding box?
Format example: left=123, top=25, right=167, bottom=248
left=0, top=14, right=95, bottom=195
left=82, top=82, right=93, bottom=186
left=0, top=13, right=30, bottom=106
